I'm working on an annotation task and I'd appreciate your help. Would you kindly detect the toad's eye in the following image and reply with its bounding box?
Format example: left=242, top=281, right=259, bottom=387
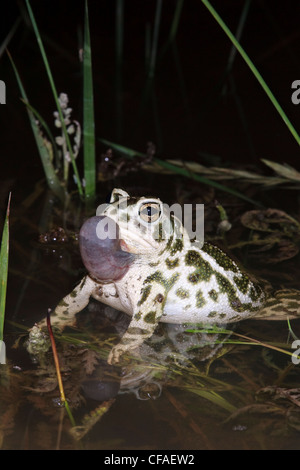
left=139, top=202, right=161, bottom=223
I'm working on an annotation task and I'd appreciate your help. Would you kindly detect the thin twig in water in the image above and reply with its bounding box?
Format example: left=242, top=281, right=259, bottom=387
left=164, top=389, right=213, bottom=449
left=46, top=310, right=76, bottom=427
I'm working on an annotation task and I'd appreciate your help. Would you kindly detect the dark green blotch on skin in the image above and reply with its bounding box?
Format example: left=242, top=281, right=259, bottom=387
left=187, top=272, right=201, bottom=284
left=144, top=311, right=157, bottom=324
left=156, top=222, right=164, bottom=243
left=230, top=298, right=244, bottom=311
left=249, top=283, right=264, bottom=302
left=58, top=299, right=69, bottom=308
left=149, top=261, right=160, bottom=267
left=52, top=313, right=69, bottom=321
left=158, top=216, right=175, bottom=248
left=185, top=250, right=214, bottom=282
left=144, top=271, right=179, bottom=291
left=185, top=250, right=202, bottom=266
left=164, top=234, right=174, bottom=254
left=208, top=311, right=218, bottom=318
left=134, top=311, right=142, bottom=321
left=196, top=289, right=206, bottom=309
left=202, top=243, right=239, bottom=273
left=233, top=274, right=262, bottom=302
left=79, top=277, right=87, bottom=288
left=176, top=288, right=190, bottom=299
left=230, top=314, right=244, bottom=321
left=208, top=289, right=218, bottom=302
left=170, top=239, right=183, bottom=256
left=233, top=275, right=250, bottom=295
left=144, top=271, right=165, bottom=285
left=215, top=272, right=235, bottom=295
left=119, top=337, right=136, bottom=345
left=165, top=257, right=179, bottom=269
left=219, top=313, right=227, bottom=319
left=215, top=272, right=246, bottom=312
left=168, top=273, right=180, bottom=289
left=138, top=285, right=152, bottom=306
left=127, top=327, right=151, bottom=336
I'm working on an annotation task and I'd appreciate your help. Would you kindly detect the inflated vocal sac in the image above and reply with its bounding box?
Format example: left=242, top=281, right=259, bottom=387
left=79, top=216, right=135, bottom=281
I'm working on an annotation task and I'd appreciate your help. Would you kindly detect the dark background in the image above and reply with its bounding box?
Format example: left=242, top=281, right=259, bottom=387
left=1, top=0, right=300, bottom=194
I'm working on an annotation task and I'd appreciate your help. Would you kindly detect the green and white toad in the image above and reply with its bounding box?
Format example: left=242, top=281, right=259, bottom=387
left=30, top=189, right=300, bottom=364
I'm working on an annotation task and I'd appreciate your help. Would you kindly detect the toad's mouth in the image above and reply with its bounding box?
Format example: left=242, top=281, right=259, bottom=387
left=118, top=230, right=158, bottom=253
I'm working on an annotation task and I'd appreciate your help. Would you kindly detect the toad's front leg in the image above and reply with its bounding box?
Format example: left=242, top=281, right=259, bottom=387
left=35, top=275, right=98, bottom=331
left=27, top=275, right=99, bottom=356
left=107, top=290, right=165, bottom=365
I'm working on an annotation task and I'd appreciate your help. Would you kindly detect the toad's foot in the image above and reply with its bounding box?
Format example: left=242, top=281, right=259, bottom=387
left=107, top=344, right=129, bottom=365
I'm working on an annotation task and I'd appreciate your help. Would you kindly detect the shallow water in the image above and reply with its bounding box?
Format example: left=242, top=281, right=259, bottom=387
left=1, top=187, right=300, bottom=451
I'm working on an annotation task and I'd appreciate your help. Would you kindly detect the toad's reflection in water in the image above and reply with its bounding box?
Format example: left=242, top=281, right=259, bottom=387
left=80, top=306, right=232, bottom=402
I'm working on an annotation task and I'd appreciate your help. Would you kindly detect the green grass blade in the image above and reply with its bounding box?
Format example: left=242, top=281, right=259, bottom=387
left=168, top=0, right=184, bottom=43
left=145, top=23, right=151, bottom=72
left=148, top=0, right=163, bottom=78
left=185, top=387, right=237, bottom=413
left=83, top=0, right=96, bottom=202
left=115, top=0, right=124, bottom=68
left=160, top=0, right=184, bottom=57
left=115, top=0, right=124, bottom=140
left=25, top=0, right=84, bottom=197
left=0, top=194, right=11, bottom=342
left=0, top=17, right=21, bottom=58
left=100, top=138, right=264, bottom=207
left=223, top=0, right=251, bottom=79
left=21, top=98, right=60, bottom=166
left=201, top=0, right=300, bottom=147
left=7, top=51, right=65, bottom=202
